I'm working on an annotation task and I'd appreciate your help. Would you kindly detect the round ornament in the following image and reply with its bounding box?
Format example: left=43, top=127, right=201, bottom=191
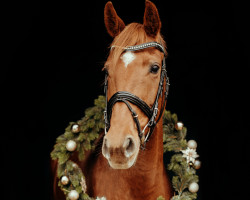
left=61, top=176, right=69, bottom=185
left=188, top=182, right=199, bottom=193
left=194, top=160, right=201, bottom=169
left=72, top=124, right=80, bottom=133
left=66, top=140, right=77, bottom=152
left=187, top=140, right=197, bottom=149
left=188, top=161, right=193, bottom=167
left=68, top=190, right=79, bottom=200
left=175, top=122, right=184, bottom=130
left=72, top=163, right=78, bottom=168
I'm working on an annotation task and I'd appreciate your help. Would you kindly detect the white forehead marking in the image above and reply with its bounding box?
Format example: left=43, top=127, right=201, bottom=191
left=121, top=51, right=136, bottom=68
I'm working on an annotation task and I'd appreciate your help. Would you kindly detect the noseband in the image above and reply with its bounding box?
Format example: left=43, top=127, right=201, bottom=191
left=104, top=42, right=170, bottom=148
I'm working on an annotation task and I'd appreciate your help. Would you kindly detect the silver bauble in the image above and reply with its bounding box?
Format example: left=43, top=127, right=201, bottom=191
left=72, top=124, right=80, bottom=133
left=61, top=176, right=69, bottom=185
left=194, top=160, right=201, bottom=169
left=175, top=122, right=184, bottom=130
left=187, top=140, right=197, bottom=149
left=72, top=163, right=78, bottom=168
left=188, top=182, right=199, bottom=193
left=68, top=190, right=79, bottom=200
left=66, top=140, right=77, bottom=152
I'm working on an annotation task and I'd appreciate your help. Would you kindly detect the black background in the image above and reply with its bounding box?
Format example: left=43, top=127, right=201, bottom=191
left=3, top=0, right=249, bottom=200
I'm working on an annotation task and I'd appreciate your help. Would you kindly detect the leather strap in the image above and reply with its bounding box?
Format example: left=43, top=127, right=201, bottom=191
left=107, top=91, right=153, bottom=120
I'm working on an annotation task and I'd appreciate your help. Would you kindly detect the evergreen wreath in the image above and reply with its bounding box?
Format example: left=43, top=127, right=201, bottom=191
left=51, top=95, right=201, bottom=200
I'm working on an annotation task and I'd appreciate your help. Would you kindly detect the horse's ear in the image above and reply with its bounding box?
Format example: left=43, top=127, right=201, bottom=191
left=143, top=0, right=161, bottom=38
left=104, top=1, right=125, bottom=38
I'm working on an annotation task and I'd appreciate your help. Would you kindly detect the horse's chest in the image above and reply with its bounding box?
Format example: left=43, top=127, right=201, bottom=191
left=92, top=171, right=133, bottom=199
left=91, top=169, right=166, bottom=200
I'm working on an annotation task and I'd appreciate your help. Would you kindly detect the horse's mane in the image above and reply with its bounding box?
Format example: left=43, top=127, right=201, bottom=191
left=106, top=23, right=167, bottom=67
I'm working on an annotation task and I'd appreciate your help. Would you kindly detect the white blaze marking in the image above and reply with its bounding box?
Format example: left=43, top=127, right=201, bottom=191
left=121, top=51, right=136, bottom=68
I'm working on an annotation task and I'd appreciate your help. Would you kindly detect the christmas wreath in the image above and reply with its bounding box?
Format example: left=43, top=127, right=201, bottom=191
left=51, top=95, right=201, bottom=200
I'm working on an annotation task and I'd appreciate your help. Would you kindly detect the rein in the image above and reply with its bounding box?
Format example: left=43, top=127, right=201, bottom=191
left=104, top=42, right=170, bottom=148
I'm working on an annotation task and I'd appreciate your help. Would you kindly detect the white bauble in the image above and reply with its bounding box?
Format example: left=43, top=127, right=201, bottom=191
left=72, top=124, right=80, bottom=133
left=187, top=140, right=197, bottom=149
left=66, top=140, right=77, bottom=152
left=175, top=122, right=184, bottom=130
left=72, top=163, right=78, bottom=168
left=68, top=190, right=79, bottom=200
left=194, top=160, right=201, bottom=169
left=188, top=182, right=199, bottom=193
left=61, top=176, right=69, bottom=185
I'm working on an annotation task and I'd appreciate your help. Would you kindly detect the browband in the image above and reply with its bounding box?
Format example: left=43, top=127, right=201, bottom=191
left=124, top=42, right=167, bottom=56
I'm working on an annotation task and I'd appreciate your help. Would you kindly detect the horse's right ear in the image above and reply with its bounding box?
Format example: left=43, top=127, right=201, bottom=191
left=143, top=0, right=161, bottom=38
left=104, top=1, right=125, bottom=38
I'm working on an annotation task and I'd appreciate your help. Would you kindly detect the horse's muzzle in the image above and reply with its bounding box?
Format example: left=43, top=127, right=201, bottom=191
left=102, top=135, right=139, bottom=169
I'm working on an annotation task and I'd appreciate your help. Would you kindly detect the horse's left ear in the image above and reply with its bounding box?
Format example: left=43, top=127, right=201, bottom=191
left=143, top=0, right=161, bottom=38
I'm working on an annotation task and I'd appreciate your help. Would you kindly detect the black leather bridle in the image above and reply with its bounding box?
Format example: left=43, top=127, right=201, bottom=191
left=104, top=42, right=170, bottom=149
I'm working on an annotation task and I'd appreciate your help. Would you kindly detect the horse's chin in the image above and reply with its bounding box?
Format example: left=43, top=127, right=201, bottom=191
left=109, top=162, right=133, bottom=169
left=107, top=153, right=138, bottom=169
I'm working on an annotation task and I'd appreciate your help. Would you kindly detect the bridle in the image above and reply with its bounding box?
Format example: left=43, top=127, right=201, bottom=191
left=103, top=42, right=170, bottom=149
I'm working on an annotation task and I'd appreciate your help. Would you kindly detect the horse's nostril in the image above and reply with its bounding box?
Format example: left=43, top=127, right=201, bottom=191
left=124, top=137, right=135, bottom=158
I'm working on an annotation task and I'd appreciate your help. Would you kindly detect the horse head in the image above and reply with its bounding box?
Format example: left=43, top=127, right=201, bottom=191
left=102, top=0, right=167, bottom=170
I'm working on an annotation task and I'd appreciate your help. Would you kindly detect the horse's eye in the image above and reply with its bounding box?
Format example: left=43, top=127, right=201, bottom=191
left=150, top=65, right=160, bottom=74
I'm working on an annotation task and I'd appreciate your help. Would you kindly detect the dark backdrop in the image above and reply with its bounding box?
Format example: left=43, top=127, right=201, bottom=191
left=3, top=0, right=249, bottom=200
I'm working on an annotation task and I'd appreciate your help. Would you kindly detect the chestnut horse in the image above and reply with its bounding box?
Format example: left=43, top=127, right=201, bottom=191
left=52, top=1, right=173, bottom=199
